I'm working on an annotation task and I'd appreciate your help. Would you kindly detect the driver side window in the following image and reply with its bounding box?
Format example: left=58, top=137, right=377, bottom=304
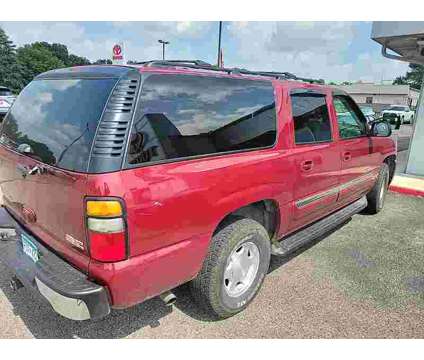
left=334, top=95, right=367, bottom=139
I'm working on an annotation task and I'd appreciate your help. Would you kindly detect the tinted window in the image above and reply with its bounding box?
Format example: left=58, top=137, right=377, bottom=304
left=127, top=74, right=276, bottom=165
left=291, top=92, right=331, bottom=144
left=0, top=78, right=116, bottom=172
left=334, top=95, right=366, bottom=139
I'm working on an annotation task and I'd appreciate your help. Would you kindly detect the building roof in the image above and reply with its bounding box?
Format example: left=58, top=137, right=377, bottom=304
left=332, top=84, right=419, bottom=95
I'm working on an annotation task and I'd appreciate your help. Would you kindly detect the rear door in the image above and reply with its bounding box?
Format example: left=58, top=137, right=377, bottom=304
left=0, top=77, right=117, bottom=272
left=331, top=94, right=378, bottom=204
left=288, top=88, right=341, bottom=230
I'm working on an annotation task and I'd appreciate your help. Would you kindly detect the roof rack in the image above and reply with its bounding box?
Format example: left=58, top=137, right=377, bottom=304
left=138, top=60, right=214, bottom=67
left=135, top=60, right=321, bottom=84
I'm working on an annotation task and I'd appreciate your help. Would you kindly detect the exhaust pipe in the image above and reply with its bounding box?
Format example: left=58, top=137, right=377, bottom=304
left=9, top=276, right=23, bottom=291
left=159, top=291, right=177, bottom=306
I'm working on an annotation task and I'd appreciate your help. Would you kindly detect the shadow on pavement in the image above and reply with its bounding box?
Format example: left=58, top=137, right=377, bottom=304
left=0, top=265, right=173, bottom=338
left=0, top=218, right=353, bottom=338
left=172, top=219, right=353, bottom=323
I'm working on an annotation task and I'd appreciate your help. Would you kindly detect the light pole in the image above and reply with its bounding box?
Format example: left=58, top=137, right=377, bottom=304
left=158, top=39, right=170, bottom=60
left=217, top=21, right=223, bottom=67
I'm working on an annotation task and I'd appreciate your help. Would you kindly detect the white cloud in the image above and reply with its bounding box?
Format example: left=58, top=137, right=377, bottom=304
left=225, top=21, right=409, bottom=82
left=0, top=21, right=409, bottom=82
left=0, top=21, right=212, bottom=62
left=1, top=21, right=112, bottom=60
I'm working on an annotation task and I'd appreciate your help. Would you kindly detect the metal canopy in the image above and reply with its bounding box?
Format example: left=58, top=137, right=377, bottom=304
left=372, top=22, right=424, bottom=65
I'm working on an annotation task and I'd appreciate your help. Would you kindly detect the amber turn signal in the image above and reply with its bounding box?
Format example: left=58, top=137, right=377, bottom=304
left=86, top=200, right=123, bottom=217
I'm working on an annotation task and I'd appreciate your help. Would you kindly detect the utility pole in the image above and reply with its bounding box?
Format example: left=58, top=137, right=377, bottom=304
left=217, top=21, right=223, bottom=67
left=158, top=40, right=170, bottom=60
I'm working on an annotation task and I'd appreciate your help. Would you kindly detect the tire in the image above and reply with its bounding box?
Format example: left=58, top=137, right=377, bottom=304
left=190, top=217, right=271, bottom=319
left=365, top=163, right=390, bottom=214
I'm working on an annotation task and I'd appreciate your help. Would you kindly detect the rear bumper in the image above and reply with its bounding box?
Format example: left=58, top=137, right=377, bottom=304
left=0, top=207, right=110, bottom=320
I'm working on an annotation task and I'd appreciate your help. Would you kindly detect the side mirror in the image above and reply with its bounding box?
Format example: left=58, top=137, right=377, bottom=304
left=371, top=121, right=392, bottom=137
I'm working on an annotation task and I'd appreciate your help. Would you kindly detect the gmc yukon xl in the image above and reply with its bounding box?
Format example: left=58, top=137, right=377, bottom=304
left=0, top=61, right=395, bottom=320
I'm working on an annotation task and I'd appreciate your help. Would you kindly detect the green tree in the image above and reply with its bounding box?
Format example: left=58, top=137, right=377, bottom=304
left=0, top=27, right=24, bottom=92
left=67, top=54, right=91, bottom=66
left=32, top=42, right=90, bottom=67
left=16, top=43, right=65, bottom=86
left=393, top=63, right=424, bottom=90
left=94, top=59, right=112, bottom=64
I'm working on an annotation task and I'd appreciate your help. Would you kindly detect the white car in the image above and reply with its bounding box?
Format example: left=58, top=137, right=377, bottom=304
left=0, top=87, right=16, bottom=120
left=381, top=105, right=415, bottom=124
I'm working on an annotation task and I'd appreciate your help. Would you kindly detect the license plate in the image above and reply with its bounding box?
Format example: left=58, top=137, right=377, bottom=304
left=21, top=233, right=39, bottom=263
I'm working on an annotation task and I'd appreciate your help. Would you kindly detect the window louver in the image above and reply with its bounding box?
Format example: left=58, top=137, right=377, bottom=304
left=92, top=78, right=139, bottom=160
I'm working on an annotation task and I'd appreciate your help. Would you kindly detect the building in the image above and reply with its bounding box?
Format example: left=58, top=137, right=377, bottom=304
left=334, top=83, right=420, bottom=113
left=371, top=21, right=424, bottom=176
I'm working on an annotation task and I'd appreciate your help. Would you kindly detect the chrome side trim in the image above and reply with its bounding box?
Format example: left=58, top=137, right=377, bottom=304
left=296, top=173, right=376, bottom=209
left=296, top=186, right=339, bottom=208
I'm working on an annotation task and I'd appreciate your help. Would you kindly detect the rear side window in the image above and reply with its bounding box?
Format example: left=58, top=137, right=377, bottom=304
left=290, top=91, right=332, bottom=144
left=127, top=74, right=276, bottom=165
left=0, top=78, right=117, bottom=172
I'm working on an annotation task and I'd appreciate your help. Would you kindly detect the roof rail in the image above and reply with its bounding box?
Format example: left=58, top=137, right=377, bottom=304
left=139, top=60, right=213, bottom=67
left=136, top=60, right=321, bottom=83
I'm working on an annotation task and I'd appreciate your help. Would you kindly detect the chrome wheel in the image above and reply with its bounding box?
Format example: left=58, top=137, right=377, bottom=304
left=379, top=173, right=388, bottom=206
left=223, top=241, right=260, bottom=298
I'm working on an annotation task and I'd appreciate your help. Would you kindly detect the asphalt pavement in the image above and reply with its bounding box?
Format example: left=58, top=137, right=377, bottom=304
left=1, top=193, right=423, bottom=338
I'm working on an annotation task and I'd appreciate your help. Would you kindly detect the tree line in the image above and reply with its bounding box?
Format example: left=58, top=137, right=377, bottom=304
left=393, top=63, right=424, bottom=90
left=1, top=25, right=423, bottom=94
left=0, top=27, right=112, bottom=93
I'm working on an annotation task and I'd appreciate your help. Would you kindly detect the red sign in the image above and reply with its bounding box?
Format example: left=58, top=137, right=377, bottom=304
left=112, top=44, right=123, bottom=60
left=113, top=44, right=122, bottom=56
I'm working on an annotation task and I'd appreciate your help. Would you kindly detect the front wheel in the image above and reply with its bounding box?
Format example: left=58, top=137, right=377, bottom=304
left=190, top=217, right=271, bottom=319
left=364, top=163, right=389, bottom=214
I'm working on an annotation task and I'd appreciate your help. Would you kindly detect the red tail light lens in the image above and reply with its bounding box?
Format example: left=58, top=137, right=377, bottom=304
left=86, top=199, right=127, bottom=263
left=88, top=231, right=126, bottom=262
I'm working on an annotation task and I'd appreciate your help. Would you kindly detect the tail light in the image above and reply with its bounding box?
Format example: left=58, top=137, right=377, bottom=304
left=86, top=199, right=128, bottom=262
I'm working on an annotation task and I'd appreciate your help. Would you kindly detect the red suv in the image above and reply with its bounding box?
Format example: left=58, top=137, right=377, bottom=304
left=0, top=61, right=395, bottom=320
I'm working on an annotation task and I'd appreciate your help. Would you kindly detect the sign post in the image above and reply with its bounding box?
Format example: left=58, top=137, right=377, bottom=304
left=112, top=42, right=125, bottom=65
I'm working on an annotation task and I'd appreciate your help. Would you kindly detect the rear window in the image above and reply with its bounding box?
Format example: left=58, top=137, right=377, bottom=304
left=127, top=74, right=276, bottom=166
left=0, top=78, right=117, bottom=172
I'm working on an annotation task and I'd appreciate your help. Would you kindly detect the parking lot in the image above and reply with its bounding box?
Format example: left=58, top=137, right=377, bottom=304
left=0, top=192, right=423, bottom=338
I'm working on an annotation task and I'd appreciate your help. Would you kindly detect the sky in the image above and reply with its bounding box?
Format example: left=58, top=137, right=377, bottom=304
left=0, top=21, right=410, bottom=83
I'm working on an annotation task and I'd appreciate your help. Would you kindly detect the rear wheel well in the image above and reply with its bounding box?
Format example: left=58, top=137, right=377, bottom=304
left=215, top=200, right=280, bottom=241
left=384, top=155, right=396, bottom=184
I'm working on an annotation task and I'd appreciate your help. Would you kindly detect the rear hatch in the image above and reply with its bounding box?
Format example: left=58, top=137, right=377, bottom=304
left=0, top=71, right=125, bottom=272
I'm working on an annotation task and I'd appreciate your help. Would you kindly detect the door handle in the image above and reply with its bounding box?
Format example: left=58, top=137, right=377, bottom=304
left=301, top=160, right=314, bottom=172
left=343, top=152, right=352, bottom=161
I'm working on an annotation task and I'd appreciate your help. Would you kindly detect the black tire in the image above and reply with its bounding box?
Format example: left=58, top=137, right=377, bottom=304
left=190, top=217, right=271, bottom=319
left=365, top=163, right=390, bottom=214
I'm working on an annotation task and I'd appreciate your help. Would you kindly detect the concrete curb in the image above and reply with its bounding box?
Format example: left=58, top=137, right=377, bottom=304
left=389, top=174, right=424, bottom=197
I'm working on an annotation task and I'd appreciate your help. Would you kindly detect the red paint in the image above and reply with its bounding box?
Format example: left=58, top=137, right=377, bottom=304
left=389, top=185, right=424, bottom=197
left=0, top=66, right=396, bottom=308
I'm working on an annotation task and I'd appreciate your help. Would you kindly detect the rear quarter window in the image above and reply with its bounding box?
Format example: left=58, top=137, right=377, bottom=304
left=127, top=74, right=277, bottom=166
left=0, top=78, right=117, bottom=172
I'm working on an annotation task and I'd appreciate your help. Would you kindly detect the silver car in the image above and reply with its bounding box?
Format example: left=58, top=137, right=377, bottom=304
left=0, top=86, right=16, bottom=119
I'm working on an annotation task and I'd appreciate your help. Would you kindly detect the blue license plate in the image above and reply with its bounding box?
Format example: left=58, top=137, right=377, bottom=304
left=21, top=233, right=39, bottom=263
